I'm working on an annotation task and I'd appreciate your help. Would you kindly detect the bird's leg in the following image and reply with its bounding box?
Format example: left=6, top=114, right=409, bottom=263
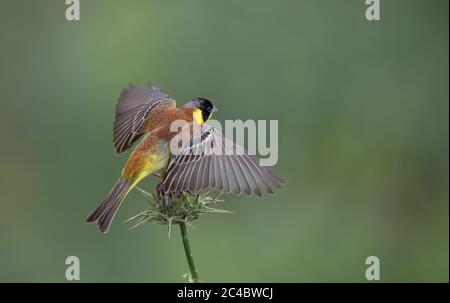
left=156, top=182, right=169, bottom=209
left=156, top=182, right=165, bottom=196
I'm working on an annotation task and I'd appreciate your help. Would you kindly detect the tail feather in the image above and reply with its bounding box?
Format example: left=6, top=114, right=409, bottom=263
left=87, top=178, right=132, bottom=233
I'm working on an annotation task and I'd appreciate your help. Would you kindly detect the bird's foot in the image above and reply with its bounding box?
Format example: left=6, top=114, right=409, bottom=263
left=156, top=182, right=169, bottom=209
left=156, top=182, right=166, bottom=197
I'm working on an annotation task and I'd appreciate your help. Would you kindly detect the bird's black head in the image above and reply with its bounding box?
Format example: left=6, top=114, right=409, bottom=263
left=186, top=97, right=218, bottom=123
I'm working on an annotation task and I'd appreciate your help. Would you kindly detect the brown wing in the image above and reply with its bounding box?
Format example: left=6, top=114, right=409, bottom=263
left=162, top=126, right=285, bottom=196
left=113, top=82, right=176, bottom=153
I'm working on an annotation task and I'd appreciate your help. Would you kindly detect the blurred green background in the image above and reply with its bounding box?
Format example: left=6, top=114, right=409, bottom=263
left=0, top=0, right=448, bottom=282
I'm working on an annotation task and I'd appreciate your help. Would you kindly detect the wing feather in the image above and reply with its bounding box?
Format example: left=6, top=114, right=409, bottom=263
left=113, top=82, right=176, bottom=153
left=162, top=126, right=284, bottom=196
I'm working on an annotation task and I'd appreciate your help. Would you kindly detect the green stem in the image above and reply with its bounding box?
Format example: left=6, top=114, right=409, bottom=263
left=179, top=221, right=200, bottom=282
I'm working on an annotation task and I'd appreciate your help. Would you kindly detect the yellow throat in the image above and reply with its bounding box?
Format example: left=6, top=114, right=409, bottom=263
left=193, top=109, right=205, bottom=125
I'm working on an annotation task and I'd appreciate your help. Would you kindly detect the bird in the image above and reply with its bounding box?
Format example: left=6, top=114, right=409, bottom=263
left=87, top=82, right=284, bottom=233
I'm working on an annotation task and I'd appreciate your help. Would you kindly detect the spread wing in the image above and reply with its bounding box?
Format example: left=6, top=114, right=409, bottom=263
left=113, top=82, right=176, bottom=153
left=162, top=126, right=285, bottom=196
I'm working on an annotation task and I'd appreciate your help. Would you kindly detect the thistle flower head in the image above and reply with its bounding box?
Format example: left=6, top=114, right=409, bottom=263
left=125, top=187, right=231, bottom=237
